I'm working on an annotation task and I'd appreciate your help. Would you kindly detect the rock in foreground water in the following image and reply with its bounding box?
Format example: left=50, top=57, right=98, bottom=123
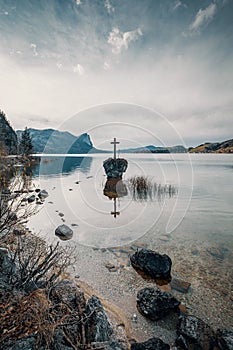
left=55, top=224, right=73, bottom=240
left=176, top=315, right=216, bottom=349
left=137, top=287, right=180, bottom=320
left=130, top=249, right=172, bottom=282
left=131, top=337, right=170, bottom=350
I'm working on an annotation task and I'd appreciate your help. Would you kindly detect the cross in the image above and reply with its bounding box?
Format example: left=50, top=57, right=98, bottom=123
left=111, top=198, right=120, bottom=218
left=110, top=137, right=120, bottom=160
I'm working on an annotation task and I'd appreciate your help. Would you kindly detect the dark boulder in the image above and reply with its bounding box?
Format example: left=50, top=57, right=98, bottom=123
left=216, top=329, right=233, bottom=350
left=137, top=287, right=180, bottom=320
left=131, top=337, right=170, bottom=350
left=55, top=224, right=73, bottom=241
left=1, top=336, right=42, bottom=350
left=176, top=315, right=217, bottom=349
left=91, top=341, right=126, bottom=349
left=103, top=158, right=128, bottom=179
left=130, top=249, right=172, bottom=282
left=52, top=279, right=86, bottom=310
left=85, top=295, right=113, bottom=343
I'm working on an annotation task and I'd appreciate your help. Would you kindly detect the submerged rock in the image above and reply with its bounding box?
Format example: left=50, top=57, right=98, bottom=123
left=85, top=295, right=113, bottom=343
left=103, top=158, right=128, bottom=179
left=171, top=278, right=191, bottom=293
left=131, top=337, right=170, bottom=350
left=130, top=249, right=172, bottom=282
left=137, top=287, right=180, bottom=320
left=176, top=315, right=217, bottom=350
left=55, top=224, right=73, bottom=240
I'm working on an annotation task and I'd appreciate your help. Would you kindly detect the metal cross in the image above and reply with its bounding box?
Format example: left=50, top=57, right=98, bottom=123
left=110, top=137, right=120, bottom=160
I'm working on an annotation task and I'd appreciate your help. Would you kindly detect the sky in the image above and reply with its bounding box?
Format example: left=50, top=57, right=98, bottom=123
left=0, top=0, right=232, bottom=148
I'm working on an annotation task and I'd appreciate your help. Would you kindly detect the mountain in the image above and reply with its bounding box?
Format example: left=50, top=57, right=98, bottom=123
left=120, top=145, right=187, bottom=153
left=16, top=128, right=94, bottom=154
left=0, top=111, right=18, bottom=154
left=189, top=139, right=233, bottom=153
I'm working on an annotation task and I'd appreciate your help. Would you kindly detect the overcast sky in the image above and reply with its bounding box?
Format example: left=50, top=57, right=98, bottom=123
left=0, top=0, right=232, bottom=147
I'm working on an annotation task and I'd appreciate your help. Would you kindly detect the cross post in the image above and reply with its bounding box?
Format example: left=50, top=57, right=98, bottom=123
left=110, top=137, right=120, bottom=160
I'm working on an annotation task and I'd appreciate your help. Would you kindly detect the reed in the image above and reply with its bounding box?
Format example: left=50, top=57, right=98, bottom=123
left=127, top=175, right=177, bottom=202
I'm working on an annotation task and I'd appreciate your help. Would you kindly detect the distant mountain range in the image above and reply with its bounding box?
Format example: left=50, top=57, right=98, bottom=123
left=15, top=128, right=233, bottom=154
left=189, top=139, right=233, bottom=153
left=16, top=128, right=94, bottom=154
left=16, top=128, right=188, bottom=154
left=120, top=145, right=187, bottom=153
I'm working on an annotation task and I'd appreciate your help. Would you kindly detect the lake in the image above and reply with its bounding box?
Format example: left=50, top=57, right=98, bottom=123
left=29, top=153, right=233, bottom=247
left=28, top=153, right=233, bottom=335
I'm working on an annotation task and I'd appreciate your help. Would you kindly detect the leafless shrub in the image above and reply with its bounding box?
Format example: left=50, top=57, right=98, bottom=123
left=4, top=235, right=76, bottom=293
left=0, top=234, right=77, bottom=348
left=127, top=175, right=177, bottom=202
left=0, top=175, right=38, bottom=241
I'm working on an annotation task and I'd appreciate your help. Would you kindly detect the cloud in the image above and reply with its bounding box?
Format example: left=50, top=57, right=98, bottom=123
left=189, top=3, right=217, bottom=33
left=73, top=63, right=85, bottom=75
left=105, top=0, right=114, bottom=14
left=108, top=27, right=142, bottom=54
left=173, top=1, right=187, bottom=11
left=104, top=62, right=110, bottom=71
left=75, top=0, right=81, bottom=5
left=30, top=43, right=39, bottom=57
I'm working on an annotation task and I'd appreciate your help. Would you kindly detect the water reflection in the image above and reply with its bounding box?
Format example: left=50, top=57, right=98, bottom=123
left=32, top=156, right=93, bottom=177
left=103, top=178, right=128, bottom=218
left=127, top=176, right=177, bottom=202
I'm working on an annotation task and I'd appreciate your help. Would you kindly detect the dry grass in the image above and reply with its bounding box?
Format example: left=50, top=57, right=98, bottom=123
left=0, top=289, right=53, bottom=345
left=127, top=176, right=177, bottom=202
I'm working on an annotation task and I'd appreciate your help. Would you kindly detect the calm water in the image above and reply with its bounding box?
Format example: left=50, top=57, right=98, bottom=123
left=28, top=153, right=233, bottom=248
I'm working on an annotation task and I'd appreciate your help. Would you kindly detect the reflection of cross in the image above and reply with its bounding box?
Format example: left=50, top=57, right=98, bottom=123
left=110, top=138, right=120, bottom=160
left=111, top=198, right=120, bottom=218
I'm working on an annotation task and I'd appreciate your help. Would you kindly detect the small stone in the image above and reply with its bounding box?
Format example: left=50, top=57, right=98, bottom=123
left=35, top=188, right=41, bottom=193
left=159, top=235, right=170, bottom=242
left=55, top=224, right=73, bottom=241
left=171, top=278, right=191, bottom=293
left=105, top=263, right=118, bottom=272
left=58, top=212, right=64, bottom=217
left=131, top=314, right=138, bottom=323
left=71, top=223, right=79, bottom=227
left=38, top=189, right=49, bottom=199
left=27, top=195, right=36, bottom=203
left=206, top=247, right=225, bottom=260
left=69, top=188, right=73, bottom=191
